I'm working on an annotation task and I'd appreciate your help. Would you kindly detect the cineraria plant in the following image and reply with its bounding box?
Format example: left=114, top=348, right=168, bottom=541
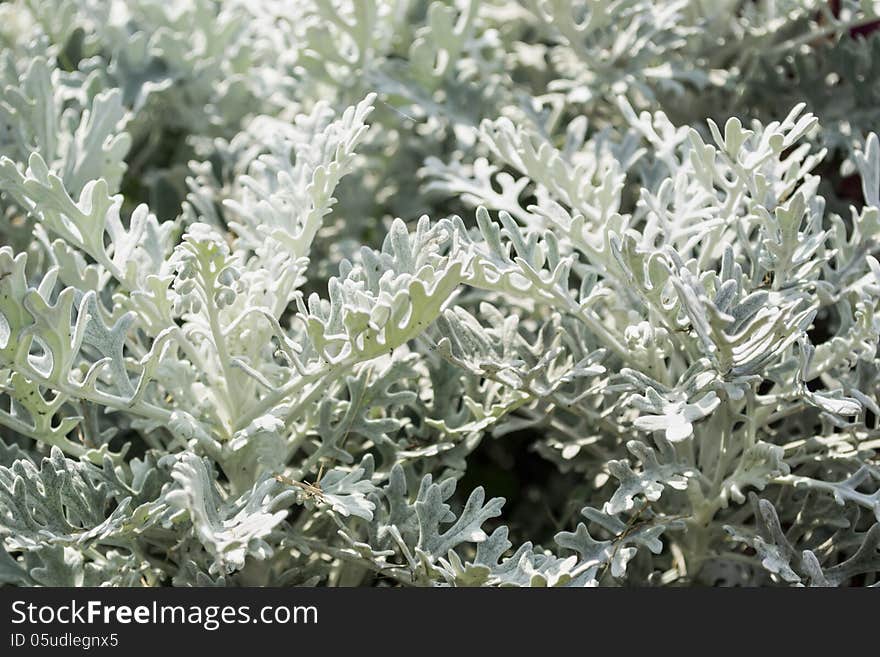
left=1, top=0, right=880, bottom=588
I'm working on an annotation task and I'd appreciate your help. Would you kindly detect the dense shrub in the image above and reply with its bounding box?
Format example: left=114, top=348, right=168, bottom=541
left=1, top=0, right=880, bottom=587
